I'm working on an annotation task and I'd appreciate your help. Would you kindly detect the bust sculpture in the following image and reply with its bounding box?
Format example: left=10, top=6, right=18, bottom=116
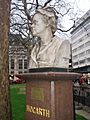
left=29, top=7, right=70, bottom=68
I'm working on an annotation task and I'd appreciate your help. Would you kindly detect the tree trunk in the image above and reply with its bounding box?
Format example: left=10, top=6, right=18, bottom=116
left=0, top=0, right=11, bottom=119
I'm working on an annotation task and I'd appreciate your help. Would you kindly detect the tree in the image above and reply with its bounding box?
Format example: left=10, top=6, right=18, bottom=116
left=0, top=0, right=11, bottom=119
left=10, top=0, right=82, bottom=67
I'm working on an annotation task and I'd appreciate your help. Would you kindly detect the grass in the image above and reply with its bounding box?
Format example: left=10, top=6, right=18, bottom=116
left=10, top=84, right=87, bottom=120
left=76, top=115, right=87, bottom=120
left=10, top=84, right=26, bottom=120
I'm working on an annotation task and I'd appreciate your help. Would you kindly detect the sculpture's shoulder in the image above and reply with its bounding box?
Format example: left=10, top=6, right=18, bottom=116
left=52, top=36, right=63, bottom=47
left=52, top=36, right=70, bottom=47
left=52, top=36, right=70, bottom=57
left=61, top=39, right=70, bottom=51
left=62, top=38, right=70, bottom=45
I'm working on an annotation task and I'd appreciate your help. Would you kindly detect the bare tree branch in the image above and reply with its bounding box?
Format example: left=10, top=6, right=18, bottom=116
left=44, top=0, right=52, bottom=7
left=57, top=20, right=75, bottom=32
left=36, top=0, right=39, bottom=9
left=22, top=0, right=31, bottom=20
left=62, top=8, right=73, bottom=17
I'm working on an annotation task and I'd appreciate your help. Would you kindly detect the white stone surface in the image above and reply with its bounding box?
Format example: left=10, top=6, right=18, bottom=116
left=29, top=7, right=70, bottom=68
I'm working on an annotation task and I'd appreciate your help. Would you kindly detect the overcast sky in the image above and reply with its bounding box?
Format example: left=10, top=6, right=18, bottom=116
left=61, top=0, right=90, bottom=29
left=12, top=0, right=90, bottom=38
left=77, top=0, right=90, bottom=13
left=56, top=0, right=90, bottom=38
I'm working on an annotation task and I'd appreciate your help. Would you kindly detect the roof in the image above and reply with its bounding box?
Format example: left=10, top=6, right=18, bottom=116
left=9, top=34, right=22, bottom=45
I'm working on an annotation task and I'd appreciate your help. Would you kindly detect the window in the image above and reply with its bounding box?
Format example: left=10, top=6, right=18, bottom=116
left=87, top=58, right=90, bottom=62
left=85, top=23, right=90, bottom=30
left=24, top=59, right=27, bottom=69
left=24, top=71, right=27, bottom=73
left=19, top=59, right=23, bottom=69
left=11, top=59, right=14, bottom=69
left=79, top=59, right=85, bottom=64
left=79, top=52, right=85, bottom=57
left=86, top=49, right=90, bottom=55
left=72, top=55, right=78, bottom=60
left=19, top=71, right=22, bottom=74
left=11, top=71, right=14, bottom=74
left=85, top=41, right=90, bottom=47
left=72, top=48, right=77, bottom=53
left=78, top=45, right=84, bottom=50
left=72, top=41, right=79, bottom=47
left=73, top=62, right=78, bottom=66
left=79, top=38, right=84, bottom=42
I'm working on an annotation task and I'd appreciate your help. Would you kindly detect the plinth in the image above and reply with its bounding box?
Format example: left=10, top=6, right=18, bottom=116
left=16, top=68, right=81, bottom=120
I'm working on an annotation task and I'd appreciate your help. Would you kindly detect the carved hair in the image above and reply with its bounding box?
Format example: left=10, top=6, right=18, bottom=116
left=34, top=7, right=57, bottom=34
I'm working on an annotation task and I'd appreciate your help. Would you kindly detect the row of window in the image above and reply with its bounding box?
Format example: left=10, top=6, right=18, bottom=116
left=73, top=49, right=90, bottom=60
left=73, top=58, right=90, bottom=66
left=71, top=21, right=90, bottom=40
left=72, top=33, right=90, bottom=48
left=72, top=44, right=84, bottom=53
left=72, top=42, right=90, bottom=54
left=10, top=70, right=27, bottom=74
left=10, top=59, right=28, bottom=69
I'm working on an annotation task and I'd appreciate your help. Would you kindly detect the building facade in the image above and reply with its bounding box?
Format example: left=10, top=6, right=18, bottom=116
left=9, top=34, right=28, bottom=75
left=71, top=10, right=90, bottom=73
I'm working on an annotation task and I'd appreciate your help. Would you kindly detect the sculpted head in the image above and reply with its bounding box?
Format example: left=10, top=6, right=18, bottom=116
left=31, top=7, right=57, bottom=37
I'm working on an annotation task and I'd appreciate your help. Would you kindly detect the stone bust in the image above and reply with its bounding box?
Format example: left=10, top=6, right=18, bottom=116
left=29, top=7, right=70, bottom=68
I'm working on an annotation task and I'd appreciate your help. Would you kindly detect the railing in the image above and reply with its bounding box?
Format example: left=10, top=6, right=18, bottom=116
left=74, top=85, right=90, bottom=107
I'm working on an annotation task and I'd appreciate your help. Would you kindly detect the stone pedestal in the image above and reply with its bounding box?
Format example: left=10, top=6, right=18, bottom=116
left=16, top=69, right=81, bottom=120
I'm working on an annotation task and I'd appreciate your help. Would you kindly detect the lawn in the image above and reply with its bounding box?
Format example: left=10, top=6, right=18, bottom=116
left=10, top=84, right=26, bottom=120
left=10, top=84, right=87, bottom=120
left=76, top=115, right=87, bottom=120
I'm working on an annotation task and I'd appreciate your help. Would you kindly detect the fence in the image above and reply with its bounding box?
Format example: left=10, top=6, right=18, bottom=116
left=74, top=85, right=90, bottom=107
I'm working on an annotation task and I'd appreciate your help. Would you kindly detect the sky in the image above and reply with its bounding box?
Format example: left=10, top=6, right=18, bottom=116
left=61, top=0, right=90, bottom=31
left=77, top=0, right=90, bottom=13
left=67, top=0, right=90, bottom=13
left=56, top=0, right=90, bottom=38
left=12, top=0, right=90, bottom=38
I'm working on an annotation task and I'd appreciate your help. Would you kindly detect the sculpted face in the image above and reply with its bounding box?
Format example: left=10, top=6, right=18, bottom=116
left=31, top=13, right=47, bottom=37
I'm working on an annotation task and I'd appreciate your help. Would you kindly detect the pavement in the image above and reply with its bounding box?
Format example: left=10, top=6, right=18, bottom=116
left=75, top=109, right=90, bottom=120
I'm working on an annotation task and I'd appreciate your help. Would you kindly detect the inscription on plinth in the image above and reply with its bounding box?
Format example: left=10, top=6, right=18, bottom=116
left=26, top=105, right=50, bottom=118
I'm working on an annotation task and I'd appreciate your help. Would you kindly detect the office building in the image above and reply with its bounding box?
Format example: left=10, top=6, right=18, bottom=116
left=71, top=10, right=90, bottom=73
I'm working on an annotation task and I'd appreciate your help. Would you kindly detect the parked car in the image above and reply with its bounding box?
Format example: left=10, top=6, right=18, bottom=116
left=10, top=77, right=25, bottom=84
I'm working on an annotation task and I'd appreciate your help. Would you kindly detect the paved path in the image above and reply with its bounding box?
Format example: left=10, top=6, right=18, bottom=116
left=75, top=110, right=90, bottom=120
